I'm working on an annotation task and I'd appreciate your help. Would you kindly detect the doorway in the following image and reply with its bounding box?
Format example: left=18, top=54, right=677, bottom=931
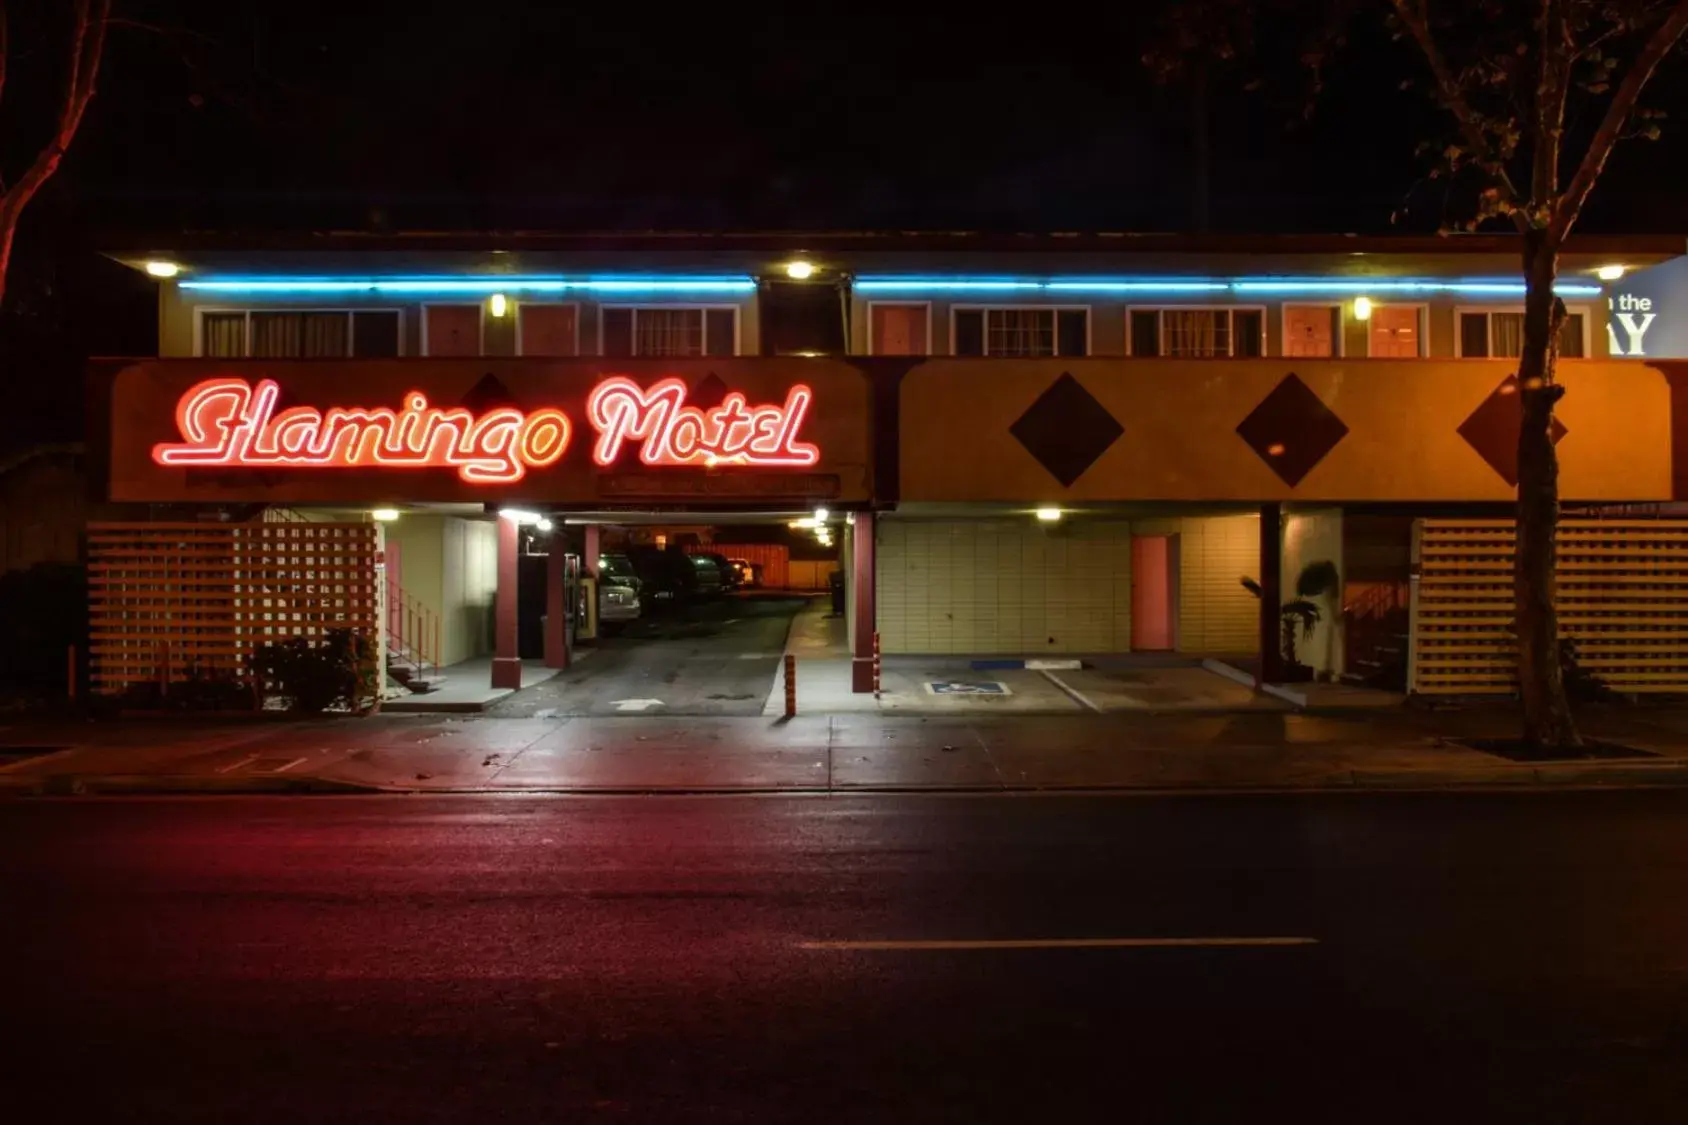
left=1131, top=534, right=1177, bottom=651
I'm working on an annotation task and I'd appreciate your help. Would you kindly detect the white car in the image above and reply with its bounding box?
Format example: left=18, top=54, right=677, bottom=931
left=598, top=580, right=642, bottom=630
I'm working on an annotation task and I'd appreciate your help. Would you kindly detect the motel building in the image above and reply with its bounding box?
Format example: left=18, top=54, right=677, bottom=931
left=83, top=231, right=1688, bottom=705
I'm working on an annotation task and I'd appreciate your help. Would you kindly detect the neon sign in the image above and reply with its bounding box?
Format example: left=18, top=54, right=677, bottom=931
left=152, top=378, right=571, bottom=483
left=587, top=377, right=818, bottom=467
left=151, top=376, right=820, bottom=483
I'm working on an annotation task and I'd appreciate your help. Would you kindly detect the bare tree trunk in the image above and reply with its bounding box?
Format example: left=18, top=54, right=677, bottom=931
left=1514, top=231, right=1580, bottom=750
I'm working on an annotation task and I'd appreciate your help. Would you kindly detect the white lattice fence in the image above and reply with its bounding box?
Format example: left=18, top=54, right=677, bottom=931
left=87, top=521, right=380, bottom=693
left=1409, top=519, right=1688, bottom=695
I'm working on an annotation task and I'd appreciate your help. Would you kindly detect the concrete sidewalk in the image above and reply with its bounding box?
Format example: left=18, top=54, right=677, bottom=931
left=7, top=706, right=1688, bottom=796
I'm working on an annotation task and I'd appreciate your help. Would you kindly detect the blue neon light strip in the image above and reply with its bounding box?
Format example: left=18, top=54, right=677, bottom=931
left=855, top=277, right=1604, bottom=298
left=179, top=277, right=758, bottom=295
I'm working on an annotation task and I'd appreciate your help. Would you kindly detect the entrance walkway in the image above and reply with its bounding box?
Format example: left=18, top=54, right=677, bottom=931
left=384, top=657, right=562, bottom=713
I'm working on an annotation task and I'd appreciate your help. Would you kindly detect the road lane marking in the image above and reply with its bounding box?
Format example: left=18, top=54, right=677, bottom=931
left=796, top=936, right=1318, bottom=951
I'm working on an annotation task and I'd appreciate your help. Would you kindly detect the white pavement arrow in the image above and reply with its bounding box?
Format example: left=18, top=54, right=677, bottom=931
left=609, top=699, right=666, bottom=712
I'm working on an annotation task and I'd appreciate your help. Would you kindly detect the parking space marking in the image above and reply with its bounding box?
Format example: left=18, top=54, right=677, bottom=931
left=1039, top=670, right=1103, bottom=712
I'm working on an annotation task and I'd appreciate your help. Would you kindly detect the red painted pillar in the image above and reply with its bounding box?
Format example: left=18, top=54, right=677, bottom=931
left=851, top=512, right=877, bottom=693
left=582, top=524, right=601, bottom=578
left=543, top=538, right=568, bottom=669
left=491, top=514, right=523, bottom=689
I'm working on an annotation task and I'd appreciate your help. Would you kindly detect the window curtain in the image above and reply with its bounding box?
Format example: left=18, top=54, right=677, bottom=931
left=1491, top=312, right=1526, bottom=358
left=201, top=313, right=246, bottom=357
left=634, top=309, right=704, bottom=356
left=249, top=312, right=349, bottom=357
left=1163, top=309, right=1226, bottom=357
left=985, top=309, right=1054, bottom=357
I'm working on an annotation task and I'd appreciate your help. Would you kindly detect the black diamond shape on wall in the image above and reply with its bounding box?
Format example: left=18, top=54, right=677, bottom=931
left=691, top=372, right=729, bottom=411
left=459, top=373, right=521, bottom=413
left=1457, top=375, right=1569, bottom=487
left=1235, top=373, right=1350, bottom=488
left=1008, top=373, right=1123, bottom=487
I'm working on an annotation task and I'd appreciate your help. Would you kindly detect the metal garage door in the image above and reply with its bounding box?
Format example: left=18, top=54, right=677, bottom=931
left=874, top=519, right=1133, bottom=655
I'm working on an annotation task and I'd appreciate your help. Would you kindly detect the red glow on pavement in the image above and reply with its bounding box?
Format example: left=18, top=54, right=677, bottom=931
left=587, top=377, right=820, bottom=467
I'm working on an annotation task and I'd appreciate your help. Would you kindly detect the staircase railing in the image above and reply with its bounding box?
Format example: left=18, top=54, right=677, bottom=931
left=385, top=577, right=439, bottom=682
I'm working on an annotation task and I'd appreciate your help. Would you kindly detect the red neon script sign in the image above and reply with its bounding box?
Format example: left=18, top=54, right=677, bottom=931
left=151, top=375, right=822, bottom=483
left=152, top=378, right=571, bottom=484
left=587, top=377, right=819, bottom=468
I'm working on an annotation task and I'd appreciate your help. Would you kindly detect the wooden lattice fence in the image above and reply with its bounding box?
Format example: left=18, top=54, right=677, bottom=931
left=87, top=521, right=379, bottom=693
left=1409, top=519, right=1688, bottom=695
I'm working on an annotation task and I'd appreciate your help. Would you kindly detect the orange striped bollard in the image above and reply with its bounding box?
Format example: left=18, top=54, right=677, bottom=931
left=784, top=654, right=797, bottom=717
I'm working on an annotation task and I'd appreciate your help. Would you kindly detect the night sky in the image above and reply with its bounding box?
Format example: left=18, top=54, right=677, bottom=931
left=4, top=0, right=1688, bottom=450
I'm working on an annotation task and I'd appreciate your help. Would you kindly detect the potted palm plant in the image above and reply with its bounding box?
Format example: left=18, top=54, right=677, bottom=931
left=1241, top=560, right=1340, bottom=684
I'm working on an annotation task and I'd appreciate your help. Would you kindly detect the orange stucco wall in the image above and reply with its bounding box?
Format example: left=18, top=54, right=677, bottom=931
left=898, top=358, right=1673, bottom=503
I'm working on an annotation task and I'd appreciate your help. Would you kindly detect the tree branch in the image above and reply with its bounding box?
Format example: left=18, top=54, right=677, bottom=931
left=1550, top=0, right=1688, bottom=243
left=0, top=0, right=111, bottom=221
left=1390, top=0, right=1527, bottom=229
left=1533, top=0, right=1570, bottom=214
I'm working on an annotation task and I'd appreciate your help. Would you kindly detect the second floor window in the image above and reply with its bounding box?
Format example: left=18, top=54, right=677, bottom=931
left=1129, top=308, right=1264, bottom=357
left=953, top=307, right=1088, bottom=357
left=1458, top=310, right=1586, bottom=358
left=200, top=309, right=402, bottom=358
left=601, top=307, right=738, bottom=357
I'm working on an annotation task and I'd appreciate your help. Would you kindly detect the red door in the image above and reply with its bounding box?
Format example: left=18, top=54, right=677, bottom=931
left=1131, top=535, right=1174, bottom=651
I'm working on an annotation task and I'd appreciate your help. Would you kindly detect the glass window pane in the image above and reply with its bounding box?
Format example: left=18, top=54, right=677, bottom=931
left=953, top=310, right=984, bottom=356
left=704, top=309, right=737, bottom=356
left=352, top=311, right=400, bottom=357
left=633, top=309, right=704, bottom=357
left=601, top=308, right=634, bottom=357
left=1559, top=314, right=1585, bottom=358
left=1234, top=309, right=1263, bottom=357
left=201, top=312, right=246, bottom=357
left=1162, top=309, right=1226, bottom=357
left=986, top=309, right=1054, bottom=357
left=1490, top=312, right=1525, bottom=357
left=1056, top=310, right=1088, bottom=356
left=1129, top=310, right=1159, bottom=356
left=250, top=311, right=349, bottom=357
left=1460, top=313, right=1491, bottom=358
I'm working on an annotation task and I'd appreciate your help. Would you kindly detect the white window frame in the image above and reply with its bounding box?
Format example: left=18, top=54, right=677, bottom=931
left=1124, top=305, right=1268, bottom=358
left=193, top=307, right=407, bottom=358
left=1452, top=304, right=1593, bottom=359
left=421, top=303, right=486, bottom=357
left=514, top=301, right=582, bottom=357
left=949, top=304, right=1092, bottom=357
left=597, top=305, right=741, bottom=357
left=1279, top=303, right=1345, bottom=359
left=1361, top=302, right=1429, bottom=358
left=866, top=300, right=933, bottom=356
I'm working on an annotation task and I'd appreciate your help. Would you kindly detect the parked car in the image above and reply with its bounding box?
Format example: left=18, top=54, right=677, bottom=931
left=597, top=553, right=641, bottom=594
left=596, top=579, right=641, bottom=633
left=700, top=552, right=741, bottom=591
left=625, top=546, right=683, bottom=605
left=689, top=553, right=725, bottom=598
left=728, top=558, right=762, bottom=588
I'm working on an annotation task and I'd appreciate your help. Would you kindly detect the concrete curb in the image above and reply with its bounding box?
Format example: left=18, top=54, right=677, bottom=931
left=8, top=759, right=1688, bottom=797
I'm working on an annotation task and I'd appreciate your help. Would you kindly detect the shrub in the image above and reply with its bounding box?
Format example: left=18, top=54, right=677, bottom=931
left=251, top=629, right=378, bottom=714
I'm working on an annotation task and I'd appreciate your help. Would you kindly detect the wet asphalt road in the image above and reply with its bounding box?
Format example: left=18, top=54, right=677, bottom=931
left=4, top=791, right=1688, bottom=1123
left=493, top=594, right=808, bottom=718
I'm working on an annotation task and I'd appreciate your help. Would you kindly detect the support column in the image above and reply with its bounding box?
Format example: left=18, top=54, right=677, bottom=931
left=491, top=514, right=523, bottom=689
left=851, top=511, right=877, bottom=693
left=582, top=524, right=601, bottom=578
left=1258, top=502, right=1284, bottom=686
left=543, top=538, right=568, bottom=669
